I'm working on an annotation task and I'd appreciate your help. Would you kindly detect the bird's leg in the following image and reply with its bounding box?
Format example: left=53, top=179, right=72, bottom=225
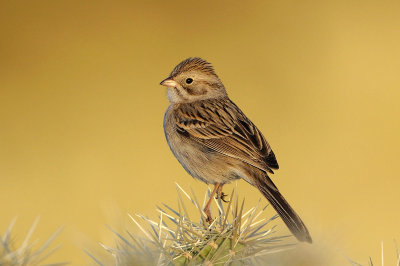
left=203, top=183, right=220, bottom=223
left=216, top=184, right=229, bottom=202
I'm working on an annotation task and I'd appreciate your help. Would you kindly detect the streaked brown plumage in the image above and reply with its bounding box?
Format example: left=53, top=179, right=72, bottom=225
left=161, top=57, right=312, bottom=243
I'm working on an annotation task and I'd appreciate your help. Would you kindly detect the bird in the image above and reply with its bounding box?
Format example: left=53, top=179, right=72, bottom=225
left=160, top=57, right=312, bottom=243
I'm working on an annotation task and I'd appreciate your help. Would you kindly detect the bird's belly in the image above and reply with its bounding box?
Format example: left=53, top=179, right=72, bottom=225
left=164, top=111, right=240, bottom=184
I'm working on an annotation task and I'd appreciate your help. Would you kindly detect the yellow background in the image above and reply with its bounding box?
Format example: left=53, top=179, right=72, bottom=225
left=1, top=1, right=399, bottom=265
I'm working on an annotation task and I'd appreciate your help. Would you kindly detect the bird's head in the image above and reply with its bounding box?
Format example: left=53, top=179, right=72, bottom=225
left=160, top=57, right=227, bottom=103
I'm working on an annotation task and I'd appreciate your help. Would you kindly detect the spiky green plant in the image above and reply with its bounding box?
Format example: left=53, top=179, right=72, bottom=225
left=94, top=183, right=292, bottom=266
left=0, top=217, right=66, bottom=266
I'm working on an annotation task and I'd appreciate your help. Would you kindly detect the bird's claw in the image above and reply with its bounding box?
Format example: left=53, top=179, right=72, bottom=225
left=216, top=192, right=229, bottom=203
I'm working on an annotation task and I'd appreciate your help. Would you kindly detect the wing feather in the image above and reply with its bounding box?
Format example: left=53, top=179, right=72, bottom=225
left=174, top=99, right=279, bottom=173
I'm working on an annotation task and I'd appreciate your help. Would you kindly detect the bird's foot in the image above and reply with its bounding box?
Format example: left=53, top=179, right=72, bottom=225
left=203, top=208, right=213, bottom=224
left=216, top=191, right=229, bottom=203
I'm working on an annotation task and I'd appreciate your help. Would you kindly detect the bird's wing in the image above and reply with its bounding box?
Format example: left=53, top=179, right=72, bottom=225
left=174, top=99, right=279, bottom=173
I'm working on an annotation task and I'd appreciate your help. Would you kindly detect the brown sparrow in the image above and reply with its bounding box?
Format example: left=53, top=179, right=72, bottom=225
left=160, top=58, right=312, bottom=243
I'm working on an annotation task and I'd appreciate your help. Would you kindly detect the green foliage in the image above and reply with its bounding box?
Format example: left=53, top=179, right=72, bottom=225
left=94, top=184, right=292, bottom=266
left=0, top=217, right=65, bottom=266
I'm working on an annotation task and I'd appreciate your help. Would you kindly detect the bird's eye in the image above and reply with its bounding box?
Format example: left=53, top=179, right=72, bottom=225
left=185, top=78, right=193, bottom=84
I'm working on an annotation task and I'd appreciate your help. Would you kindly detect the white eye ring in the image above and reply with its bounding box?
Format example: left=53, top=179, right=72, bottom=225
left=186, top=78, right=193, bottom=84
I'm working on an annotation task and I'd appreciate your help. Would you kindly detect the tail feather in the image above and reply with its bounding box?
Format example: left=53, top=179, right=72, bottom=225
left=255, top=176, right=312, bottom=243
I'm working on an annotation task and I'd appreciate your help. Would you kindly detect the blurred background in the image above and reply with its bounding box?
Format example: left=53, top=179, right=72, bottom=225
left=1, top=0, right=399, bottom=265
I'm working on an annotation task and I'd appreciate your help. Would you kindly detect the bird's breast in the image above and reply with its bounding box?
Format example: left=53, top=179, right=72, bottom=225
left=163, top=106, right=239, bottom=184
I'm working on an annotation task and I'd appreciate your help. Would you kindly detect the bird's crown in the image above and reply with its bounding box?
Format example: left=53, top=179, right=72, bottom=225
left=170, top=57, right=218, bottom=77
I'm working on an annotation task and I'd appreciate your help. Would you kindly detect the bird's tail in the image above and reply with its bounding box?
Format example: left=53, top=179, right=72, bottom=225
left=254, top=175, right=312, bottom=243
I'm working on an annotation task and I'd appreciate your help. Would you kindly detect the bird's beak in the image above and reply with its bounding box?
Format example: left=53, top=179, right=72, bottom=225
left=160, top=77, right=178, bottom=87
